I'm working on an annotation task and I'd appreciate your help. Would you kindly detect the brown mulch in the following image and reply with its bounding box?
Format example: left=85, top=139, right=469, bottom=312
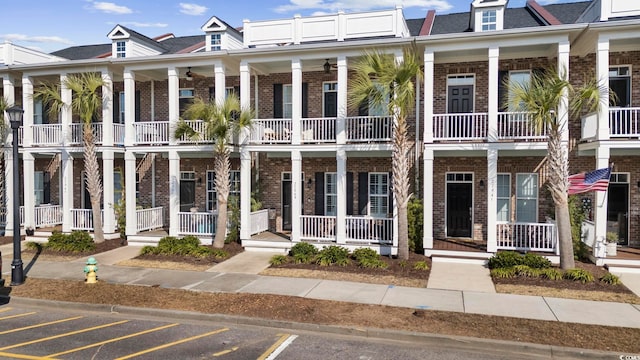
left=20, top=237, right=126, bottom=259
left=1, top=277, right=639, bottom=353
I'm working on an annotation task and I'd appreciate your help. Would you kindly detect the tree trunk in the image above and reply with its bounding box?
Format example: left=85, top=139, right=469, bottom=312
left=212, top=149, right=231, bottom=249
left=393, top=114, right=412, bottom=260
left=547, top=128, right=573, bottom=269
left=83, top=123, right=104, bottom=243
left=213, top=200, right=227, bottom=248
left=397, top=204, right=409, bottom=260
left=556, top=200, right=575, bottom=269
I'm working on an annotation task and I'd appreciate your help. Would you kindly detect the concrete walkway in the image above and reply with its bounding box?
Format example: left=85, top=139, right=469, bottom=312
left=2, top=244, right=640, bottom=329
left=427, top=258, right=495, bottom=293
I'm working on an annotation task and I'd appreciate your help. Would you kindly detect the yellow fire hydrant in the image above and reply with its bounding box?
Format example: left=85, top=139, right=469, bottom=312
left=84, top=257, right=98, bottom=284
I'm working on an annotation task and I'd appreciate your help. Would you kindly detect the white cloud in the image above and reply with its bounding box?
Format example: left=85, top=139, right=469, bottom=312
left=118, top=22, right=169, bottom=28
left=89, top=1, right=133, bottom=14
left=0, top=34, right=75, bottom=45
left=179, top=3, right=208, bottom=16
left=274, top=0, right=452, bottom=13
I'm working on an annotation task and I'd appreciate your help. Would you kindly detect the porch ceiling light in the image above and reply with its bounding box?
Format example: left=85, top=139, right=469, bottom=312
left=323, top=59, right=331, bottom=74
left=186, top=67, right=193, bottom=81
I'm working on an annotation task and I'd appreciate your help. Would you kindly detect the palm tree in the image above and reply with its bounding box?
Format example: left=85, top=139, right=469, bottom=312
left=506, top=67, right=605, bottom=269
left=174, top=95, right=253, bottom=248
left=349, top=44, right=422, bottom=260
left=34, top=73, right=107, bottom=243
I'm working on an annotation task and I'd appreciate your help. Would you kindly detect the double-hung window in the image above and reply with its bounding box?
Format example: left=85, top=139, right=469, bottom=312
left=496, top=174, right=511, bottom=222
left=516, top=173, right=538, bottom=223
left=211, top=34, right=221, bottom=51
left=206, top=170, right=241, bottom=212
left=609, top=66, right=631, bottom=107
left=369, top=173, right=389, bottom=217
left=482, top=10, right=497, bottom=31
left=325, top=173, right=337, bottom=216
left=34, top=171, right=45, bottom=206
left=283, top=84, right=293, bottom=118
left=116, top=41, right=126, bottom=58
left=179, top=89, right=195, bottom=117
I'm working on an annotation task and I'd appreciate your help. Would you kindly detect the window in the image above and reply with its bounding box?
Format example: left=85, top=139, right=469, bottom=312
left=114, top=170, right=123, bottom=206
left=206, top=170, right=241, bottom=212
left=516, top=173, right=538, bottom=223
left=323, top=82, right=338, bottom=117
left=325, top=173, right=337, bottom=216
left=34, top=100, right=44, bottom=125
left=179, top=89, right=195, bottom=116
left=508, top=70, right=531, bottom=111
left=609, top=66, right=630, bottom=107
left=369, top=173, right=389, bottom=217
left=34, top=171, right=44, bottom=206
left=229, top=170, right=240, bottom=197
left=496, top=174, right=511, bottom=222
left=118, top=92, right=126, bottom=123
left=482, top=10, right=497, bottom=31
left=283, top=84, right=292, bottom=118
left=116, top=41, right=126, bottom=58
left=211, top=34, right=221, bottom=51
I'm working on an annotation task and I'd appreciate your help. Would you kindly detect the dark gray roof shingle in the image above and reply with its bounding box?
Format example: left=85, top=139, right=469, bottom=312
left=504, top=7, right=544, bottom=29
left=51, top=44, right=111, bottom=60
left=430, top=12, right=471, bottom=35
left=544, top=1, right=591, bottom=24
left=158, top=35, right=205, bottom=53
left=406, top=18, right=425, bottom=36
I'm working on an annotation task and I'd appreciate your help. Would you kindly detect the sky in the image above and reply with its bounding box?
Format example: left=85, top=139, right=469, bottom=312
left=1, top=0, right=582, bottom=53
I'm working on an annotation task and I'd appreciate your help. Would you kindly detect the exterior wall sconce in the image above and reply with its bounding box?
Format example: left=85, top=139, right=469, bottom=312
left=307, top=178, right=313, bottom=189
left=479, top=179, right=485, bottom=190
left=323, top=59, right=331, bottom=74
left=185, top=67, right=193, bottom=81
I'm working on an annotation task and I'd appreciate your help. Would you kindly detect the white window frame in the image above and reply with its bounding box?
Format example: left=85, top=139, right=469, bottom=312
left=445, top=74, right=476, bottom=113
left=118, top=92, right=126, bottom=124
left=206, top=170, right=241, bottom=212
left=34, top=171, right=44, bottom=206
left=322, top=81, right=338, bottom=118
left=515, top=173, right=538, bottom=223
left=482, top=9, right=497, bottom=31
left=609, top=65, right=631, bottom=107
left=116, top=40, right=126, bottom=58
left=34, top=99, right=44, bottom=125
left=210, top=33, right=221, bottom=51
left=496, top=173, right=511, bottom=223
left=508, top=70, right=531, bottom=111
left=325, top=172, right=337, bottom=216
left=283, top=84, right=292, bottom=119
left=369, top=172, right=389, bottom=218
left=179, top=88, right=195, bottom=116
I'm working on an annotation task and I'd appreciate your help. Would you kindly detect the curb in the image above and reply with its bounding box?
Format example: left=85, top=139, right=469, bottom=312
left=2, top=296, right=618, bottom=359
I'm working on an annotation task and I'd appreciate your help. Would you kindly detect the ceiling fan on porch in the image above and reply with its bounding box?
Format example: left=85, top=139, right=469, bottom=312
left=184, top=67, right=205, bottom=81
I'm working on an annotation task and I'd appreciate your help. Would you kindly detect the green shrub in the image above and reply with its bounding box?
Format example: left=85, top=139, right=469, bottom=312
left=513, top=265, right=541, bottom=278
left=599, top=272, right=621, bottom=285
left=269, top=255, right=288, bottom=266
left=568, top=195, right=590, bottom=261
left=290, top=242, right=318, bottom=263
left=539, top=268, right=563, bottom=280
left=563, top=268, right=595, bottom=283
left=488, top=251, right=523, bottom=269
left=358, top=257, right=388, bottom=269
left=139, top=245, right=159, bottom=255
left=398, top=260, right=408, bottom=269
left=156, top=236, right=190, bottom=256
left=407, top=197, right=423, bottom=253
left=46, top=230, right=95, bottom=253
left=490, top=267, right=516, bottom=278
left=316, top=245, right=350, bottom=266
left=226, top=195, right=240, bottom=244
left=25, top=241, right=42, bottom=251
left=413, top=261, right=429, bottom=271
left=352, top=248, right=379, bottom=262
left=211, top=249, right=228, bottom=259
left=190, top=246, right=214, bottom=258
left=521, top=253, right=551, bottom=269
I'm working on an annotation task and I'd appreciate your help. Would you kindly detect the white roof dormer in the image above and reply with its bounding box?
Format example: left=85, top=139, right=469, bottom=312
left=107, top=25, right=164, bottom=58
left=470, top=0, right=508, bottom=32
left=201, top=16, right=243, bottom=51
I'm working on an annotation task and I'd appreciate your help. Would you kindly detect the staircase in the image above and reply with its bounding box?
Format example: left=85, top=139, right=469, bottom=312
left=136, top=153, right=156, bottom=181
left=46, top=153, right=61, bottom=179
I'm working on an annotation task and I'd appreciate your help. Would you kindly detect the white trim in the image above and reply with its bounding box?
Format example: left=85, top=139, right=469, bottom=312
left=325, top=172, right=337, bottom=216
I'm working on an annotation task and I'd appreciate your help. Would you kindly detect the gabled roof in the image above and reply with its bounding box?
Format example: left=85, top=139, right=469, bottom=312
left=544, top=1, right=591, bottom=24
left=201, top=16, right=243, bottom=38
left=406, top=18, right=425, bottom=36
left=108, top=25, right=168, bottom=53
left=157, top=35, right=204, bottom=53
left=504, top=7, right=545, bottom=29
left=51, top=44, right=111, bottom=60
left=430, top=12, right=471, bottom=35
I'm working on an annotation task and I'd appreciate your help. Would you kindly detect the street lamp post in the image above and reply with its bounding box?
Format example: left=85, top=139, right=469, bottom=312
left=6, top=105, right=24, bottom=286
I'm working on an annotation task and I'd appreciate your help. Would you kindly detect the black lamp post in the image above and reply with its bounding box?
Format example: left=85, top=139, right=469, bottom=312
left=6, top=105, right=24, bottom=286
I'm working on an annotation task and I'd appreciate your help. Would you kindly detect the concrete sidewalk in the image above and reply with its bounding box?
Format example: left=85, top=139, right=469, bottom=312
left=2, top=244, right=640, bottom=329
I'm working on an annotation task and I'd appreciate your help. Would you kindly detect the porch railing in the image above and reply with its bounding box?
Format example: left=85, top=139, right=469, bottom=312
left=136, top=207, right=164, bottom=232
left=346, top=116, right=392, bottom=142
left=433, top=113, right=488, bottom=141
left=178, top=211, right=217, bottom=235
left=609, top=107, right=640, bottom=137
left=134, top=121, right=170, bottom=144
left=250, top=209, right=269, bottom=235
left=497, top=112, right=547, bottom=140
left=301, top=118, right=336, bottom=143
left=69, top=123, right=104, bottom=145
left=113, top=124, right=125, bottom=145
left=249, top=119, right=292, bottom=144
left=345, top=216, right=393, bottom=244
left=71, top=209, right=96, bottom=231
left=300, top=215, right=337, bottom=242
left=34, top=204, right=63, bottom=228
left=177, top=120, right=214, bottom=144
left=496, top=222, right=558, bottom=253
left=32, top=124, right=63, bottom=146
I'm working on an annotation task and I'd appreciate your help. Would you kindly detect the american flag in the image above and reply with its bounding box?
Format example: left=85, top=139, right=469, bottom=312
left=568, top=167, right=612, bottom=195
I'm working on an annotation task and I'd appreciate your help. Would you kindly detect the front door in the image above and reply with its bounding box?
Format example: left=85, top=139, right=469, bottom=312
left=607, top=184, right=628, bottom=245
left=447, top=182, right=473, bottom=238
left=448, top=85, right=473, bottom=113
left=180, top=180, right=196, bottom=212
left=282, top=172, right=304, bottom=231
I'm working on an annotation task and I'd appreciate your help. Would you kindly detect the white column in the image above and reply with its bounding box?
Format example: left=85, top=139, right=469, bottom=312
left=291, top=150, right=302, bottom=242
left=22, top=76, right=34, bottom=147
left=596, top=35, right=610, bottom=141
left=168, top=67, right=179, bottom=146
left=168, top=150, right=180, bottom=236
left=240, top=61, right=251, bottom=109
left=102, top=70, right=114, bottom=146
left=3, top=76, right=15, bottom=235
left=240, top=149, right=252, bottom=240
left=23, top=152, right=35, bottom=229
left=423, top=149, right=434, bottom=250
left=423, top=50, right=434, bottom=143
left=61, top=150, right=74, bottom=232
left=214, top=60, right=226, bottom=104
left=594, top=147, right=610, bottom=257
left=123, top=70, right=136, bottom=147
left=102, top=150, right=115, bottom=234
left=558, top=40, right=570, bottom=143
left=291, top=58, right=302, bottom=145
left=336, top=150, right=347, bottom=244
left=336, top=56, right=347, bottom=145
left=124, top=151, right=137, bottom=237
left=487, top=46, right=499, bottom=142
left=60, top=73, right=72, bottom=146
left=486, top=148, right=498, bottom=252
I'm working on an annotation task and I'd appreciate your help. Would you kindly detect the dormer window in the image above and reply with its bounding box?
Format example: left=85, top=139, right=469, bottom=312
left=482, top=10, right=497, bottom=31
left=211, top=34, right=221, bottom=51
left=116, top=41, right=126, bottom=58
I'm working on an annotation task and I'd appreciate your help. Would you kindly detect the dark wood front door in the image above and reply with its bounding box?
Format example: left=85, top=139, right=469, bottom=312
left=607, top=184, right=628, bottom=245
left=448, top=85, right=473, bottom=113
left=180, top=180, right=196, bottom=212
left=447, top=183, right=473, bottom=238
left=324, top=91, right=337, bottom=117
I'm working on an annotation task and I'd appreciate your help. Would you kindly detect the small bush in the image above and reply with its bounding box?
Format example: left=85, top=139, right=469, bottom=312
left=563, top=268, right=595, bottom=283
left=316, top=245, right=350, bottom=266
left=270, top=255, right=288, bottom=266
left=539, top=268, right=563, bottom=281
left=358, top=257, right=388, bottom=269
left=47, top=230, right=95, bottom=253
left=156, top=236, right=188, bottom=255
left=599, top=272, right=621, bottom=285
left=139, top=245, right=159, bottom=255
left=488, top=251, right=523, bottom=269
left=413, top=261, right=429, bottom=271
left=25, top=242, right=42, bottom=251
left=290, top=242, right=319, bottom=264
left=521, top=253, right=551, bottom=269
left=210, top=249, right=228, bottom=259
left=490, top=267, right=516, bottom=278
left=352, top=248, right=379, bottom=262
left=398, top=260, right=408, bottom=269
left=190, top=246, right=214, bottom=258
left=407, top=197, right=423, bottom=252
left=513, top=265, right=540, bottom=278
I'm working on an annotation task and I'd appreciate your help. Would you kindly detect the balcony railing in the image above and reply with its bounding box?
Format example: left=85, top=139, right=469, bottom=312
left=32, top=124, right=63, bottom=146
left=497, top=112, right=547, bottom=141
left=136, top=207, right=164, bottom=232
left=71, top=209, right=96, bottom=231
left=346, top=116, right=392, bottom=142
left=609, top=107, right=640, bottom=137
left=497, top=222, right=558, bottom=254
left=177, top=120, right=215, bottom=144
left=69, top=123, right=104, bottom=145
left=433, top=113, right=488, bottom=141
left=250, top=209, right=269, bottom=235
left=301, top=118, right=336, bottom=143
left=134, top=121, right=170, bottom=145
left=114, top=124, right=125, bottom=145
left=300, top=215, right=337, bottom=242
left=34, top=204, right=63, bottom=228
left=249, top=119, right=292, bottom=144
left=178, top=211, right=217, bottom=236
left=345, top=216, right=393, bottom=244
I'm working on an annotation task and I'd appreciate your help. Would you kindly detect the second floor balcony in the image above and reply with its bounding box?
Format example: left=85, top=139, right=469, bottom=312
left=581, top=107, right=640, bottom=141
left=432, top=112, right=548, bottom=142
left=19, top=123, right=125, bottom=147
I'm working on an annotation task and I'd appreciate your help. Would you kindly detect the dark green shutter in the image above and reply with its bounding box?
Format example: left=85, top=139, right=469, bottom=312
left=388, top=172, right=393, bottom=217
left=113, top=92, right=120, bottom=123
left=347, top=172, right=354, bottom=215
left=358, top=172, right=369, bottom=215
left=273, top=84, right=283, bottom=118
left=43, top=172, right=51, bottom=204
left=134, top=90, right=141, bottom=122
left=302, top=82, right=308, bottom=118
left=315, top=172, right=324, bottom=215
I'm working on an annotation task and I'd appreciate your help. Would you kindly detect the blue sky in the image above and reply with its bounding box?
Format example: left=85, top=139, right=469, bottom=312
left=1, top=0, right=580, bottom=53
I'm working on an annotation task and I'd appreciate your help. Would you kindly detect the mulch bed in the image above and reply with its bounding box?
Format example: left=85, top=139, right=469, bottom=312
left=133, top=241, right=244, bottom=266
left=21, top=237, right=127, bottom=257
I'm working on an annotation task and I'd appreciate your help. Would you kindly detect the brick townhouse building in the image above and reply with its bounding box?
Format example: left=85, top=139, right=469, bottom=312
left=1, top=0, right=639, bottom=264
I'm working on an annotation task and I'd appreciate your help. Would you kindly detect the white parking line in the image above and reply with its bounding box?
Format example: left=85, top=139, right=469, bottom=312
left=265, top=334, right=298, bottom=360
